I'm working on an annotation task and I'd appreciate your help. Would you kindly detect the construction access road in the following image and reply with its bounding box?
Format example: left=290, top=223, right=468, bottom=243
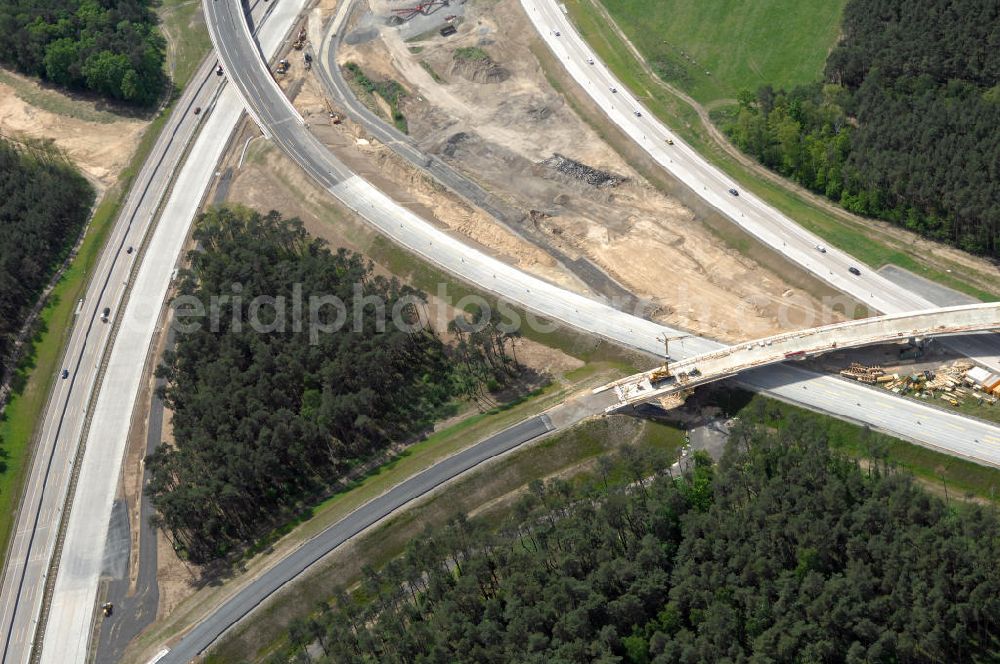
left=143, top=2, right=1000, bottom=660
left=522, top=0, right=1000, bottom=374
left=299, top=1, right=1000, bottom=459
left=204, top=0, right=1000, bottom=474
left=313, top=3, right=637, bottom=309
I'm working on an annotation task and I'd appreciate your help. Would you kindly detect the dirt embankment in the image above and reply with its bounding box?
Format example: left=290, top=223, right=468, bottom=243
left=146, top=111, right=586, bottom=622
left=0, top=69, right=146, bottom=189
left=280, top=55, right=591, bottom=295
left=450, top=48, right=510, bottom=84
left=335, top=0, right=842, bottom=342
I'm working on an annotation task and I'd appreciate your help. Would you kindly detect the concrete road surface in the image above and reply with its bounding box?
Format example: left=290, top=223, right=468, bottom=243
left=521, top=0, right=1000, bottom=374
left=0, top=22, right=260, bottom=664
left=93, top=325, right=173, bottom=664
left=155, top=388, right=624, bottom=664
left=31, top=1, right=305, bottom=661
left=205, top=0, right=1000, bottom=463
left=88, top=0, right=1000, bottom=659
left=610, top=304, right=1000, bottom=409
left=312, top=0, right=640, bottom=311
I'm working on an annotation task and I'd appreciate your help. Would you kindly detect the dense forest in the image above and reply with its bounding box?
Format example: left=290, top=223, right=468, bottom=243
left=279, top=417, right=1000, bottom=663
left=0, top=137, right=94, bottom=376
left=148, top=207, right=521, bottom=563
left=719, top=0, right=1000, bottom=258
left=0, top=0, right=166, bottom=104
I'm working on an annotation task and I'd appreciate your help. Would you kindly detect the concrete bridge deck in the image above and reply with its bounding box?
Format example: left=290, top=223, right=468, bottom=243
left=600, top=303, right=1000, bottom=411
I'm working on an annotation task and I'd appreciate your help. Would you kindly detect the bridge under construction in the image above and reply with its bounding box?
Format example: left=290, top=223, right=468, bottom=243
left=598, top=303, right=1000, bottom=412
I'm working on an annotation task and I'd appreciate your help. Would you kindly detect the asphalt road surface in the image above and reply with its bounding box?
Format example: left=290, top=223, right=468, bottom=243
left=53, top=1, right=1000, bottom=661
left=157, top=411, right=561, bottom=663
left=205, top=0, right=1000, bottom=465
left=313, top=0, right=640, bottom=311
left=155, top=2, right=1000, bottom=660
left=0, top=31, right=252, bottom=664
left=522, top=0, right=1000, bottom=374
left=30, top=1, right=305, bottom=661
left=93, top=324, right=173, bottom=663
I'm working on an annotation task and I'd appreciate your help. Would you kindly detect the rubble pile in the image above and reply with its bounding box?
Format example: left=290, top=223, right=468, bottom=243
left=540, top=153, right=625, bottom=187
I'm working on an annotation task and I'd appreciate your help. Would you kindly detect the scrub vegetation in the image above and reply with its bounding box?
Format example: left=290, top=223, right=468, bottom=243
left=344, top=62, right=409, bottom=133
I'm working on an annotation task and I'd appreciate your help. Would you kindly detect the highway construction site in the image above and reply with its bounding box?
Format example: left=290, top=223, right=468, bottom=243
left=241, top=0, right=855, bottom=345
left=814, top=341, right=1000, bottom=418
left=58, top=0, right=995, bottom=660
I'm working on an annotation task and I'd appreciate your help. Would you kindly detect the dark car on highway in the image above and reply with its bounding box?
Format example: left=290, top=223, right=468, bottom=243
left=728, top=188, right=739, bottom=196
left=849, top=266, right=861, bottom=276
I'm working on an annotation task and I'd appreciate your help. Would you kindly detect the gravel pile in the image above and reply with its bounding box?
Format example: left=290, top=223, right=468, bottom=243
left=441, top=132, right=471, bottom=158
left=540, top=153, right=624, bottom=187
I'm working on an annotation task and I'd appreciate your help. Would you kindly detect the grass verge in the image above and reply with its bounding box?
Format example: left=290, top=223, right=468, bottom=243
left=0, top=106, right=171, bottom=566
left=368, top=234, right=647, bottom=367
left=558, top=0, right=999, bottom=302
left=947, top=398, right=1000, bottom=427
left=203, top=416, right=684, bottom=662
left=158, top=0, right=212, bottom=90
left=124, top=360, right=633, bottom=660
left=0, top=69, right=123, bottom=123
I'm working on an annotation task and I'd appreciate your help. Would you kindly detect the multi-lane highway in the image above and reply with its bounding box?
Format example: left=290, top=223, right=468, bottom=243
left=3, top=0, right=995, bottom=660
left=154, top=403, right=604, bottom=663
left=521, top=0, right=1000, bottom=373
left=0, top=2, right=299, bottom=662
left=0, top=38, right=246, bottom=664
left=207, top=0, right=1000, bottom=466
left=140, top=3, right=1000, bottom=660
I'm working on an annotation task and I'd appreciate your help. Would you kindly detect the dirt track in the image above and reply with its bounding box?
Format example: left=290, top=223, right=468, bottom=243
left=326, top=0, right=841, bottom=342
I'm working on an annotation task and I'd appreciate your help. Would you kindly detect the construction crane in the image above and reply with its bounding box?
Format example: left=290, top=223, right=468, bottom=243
left=649, top=334, right=689, bottom=383
left=392, top=0, right=448, bottom=21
